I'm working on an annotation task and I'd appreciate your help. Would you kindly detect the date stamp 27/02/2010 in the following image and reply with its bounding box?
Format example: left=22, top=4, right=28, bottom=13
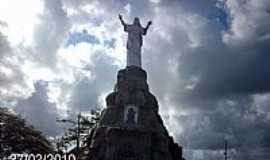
left=7, top=154, right=76, bottom=160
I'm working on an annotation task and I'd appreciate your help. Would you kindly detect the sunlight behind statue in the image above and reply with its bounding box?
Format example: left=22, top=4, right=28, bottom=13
left=119, top=14, right=152, bottom=68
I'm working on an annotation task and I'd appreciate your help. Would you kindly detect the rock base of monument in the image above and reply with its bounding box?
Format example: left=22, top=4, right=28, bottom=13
left=86, top=66, right=184, bottom=160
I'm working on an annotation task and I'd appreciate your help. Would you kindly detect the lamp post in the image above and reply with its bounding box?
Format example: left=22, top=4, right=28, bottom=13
left=76, top=112, right=81, bottom=158
left=224, top=139, right=230, bottom=160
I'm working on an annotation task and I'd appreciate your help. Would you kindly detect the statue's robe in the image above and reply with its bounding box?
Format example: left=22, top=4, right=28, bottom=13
left=124, top=24, right=147, bottom=68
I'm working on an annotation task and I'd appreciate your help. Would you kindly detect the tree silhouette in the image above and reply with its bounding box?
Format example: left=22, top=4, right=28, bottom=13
left=0, top=107, right=53, bottom=159
left=55, top=109, right=101, bottom=158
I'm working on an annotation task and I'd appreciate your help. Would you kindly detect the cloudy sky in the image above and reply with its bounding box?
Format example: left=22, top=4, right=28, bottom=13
left=1, top=0, right=270, bottom=159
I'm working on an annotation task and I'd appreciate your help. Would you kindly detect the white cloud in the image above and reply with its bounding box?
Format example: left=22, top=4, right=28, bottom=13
left=0, top=33, right=34, bottom=102
left=0, top=0, right=43, bottom=46
left=223, top=0, right=270, bottom=44
left=149, top=0, right=161, bottom=4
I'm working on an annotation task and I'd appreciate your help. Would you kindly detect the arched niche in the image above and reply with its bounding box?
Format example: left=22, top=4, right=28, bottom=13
left=124, top=105, right=139, bottom=124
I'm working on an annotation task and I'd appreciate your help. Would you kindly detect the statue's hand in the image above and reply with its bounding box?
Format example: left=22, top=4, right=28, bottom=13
left=119, top=14, right=123, bottom=20
left=148, top=21, right=152, bottom=26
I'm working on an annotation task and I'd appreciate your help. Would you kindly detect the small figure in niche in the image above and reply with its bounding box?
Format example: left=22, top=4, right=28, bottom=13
left=126, top=108, right=136, bottom=124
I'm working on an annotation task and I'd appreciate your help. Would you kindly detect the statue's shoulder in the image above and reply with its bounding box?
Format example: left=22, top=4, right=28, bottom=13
left=124, top=24, right=133, bottom=32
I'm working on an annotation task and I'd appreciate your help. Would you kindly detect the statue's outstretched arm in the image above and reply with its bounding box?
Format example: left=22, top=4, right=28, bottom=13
left=119, top=14, right=126, bottom=26
left=143, top=20, right=152, bottom=35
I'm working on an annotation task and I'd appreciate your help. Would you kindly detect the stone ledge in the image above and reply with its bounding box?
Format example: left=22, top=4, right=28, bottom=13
left=118, top=66, right=147, bottom=82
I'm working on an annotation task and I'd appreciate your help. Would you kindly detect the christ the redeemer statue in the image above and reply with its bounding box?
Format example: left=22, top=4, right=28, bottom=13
left=119, top=14, right=152, bottom=68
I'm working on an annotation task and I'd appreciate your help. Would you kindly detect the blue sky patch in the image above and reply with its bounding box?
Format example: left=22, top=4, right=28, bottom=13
left=104, top=38, right=116, bottom=49
left=66, top=30, right=100, bottom=46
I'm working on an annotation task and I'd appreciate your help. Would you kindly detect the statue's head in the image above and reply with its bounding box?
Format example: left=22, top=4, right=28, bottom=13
left=133, top=17, right=141, bottom=26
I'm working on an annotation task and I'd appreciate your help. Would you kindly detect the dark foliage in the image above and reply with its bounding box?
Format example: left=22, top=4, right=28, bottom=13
left=0, top=107, right=53, bottom=158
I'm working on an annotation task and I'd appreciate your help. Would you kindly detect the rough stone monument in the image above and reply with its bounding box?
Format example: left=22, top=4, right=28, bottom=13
left=86, top=15, right=184, bottom=160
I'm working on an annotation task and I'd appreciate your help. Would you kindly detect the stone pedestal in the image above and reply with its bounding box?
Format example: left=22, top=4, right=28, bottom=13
left=87, top=66, right=183, bottom=160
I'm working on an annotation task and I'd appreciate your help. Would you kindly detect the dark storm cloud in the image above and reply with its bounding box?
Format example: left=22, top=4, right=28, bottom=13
left=15, top=81, right=62, bottom=136
left=178, top=97, right=270, bottom=148
left=178, top=40, right=270, bottom=101
left=174, top=0, right=270, bottom=100
left=125, top=0, right=270, bottom=159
